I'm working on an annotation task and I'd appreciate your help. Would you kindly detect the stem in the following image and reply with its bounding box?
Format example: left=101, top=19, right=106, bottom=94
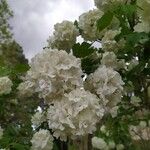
left=73, top=135, right=89, bottom=150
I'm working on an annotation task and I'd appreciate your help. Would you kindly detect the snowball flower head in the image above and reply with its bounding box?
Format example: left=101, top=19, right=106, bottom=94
left=19, top=48, right=83, bottom=102
left=108, top=141, right=116, bottom=149
left=137, top=0, right=150, bottom=23
left=0, top=76, right=13, bottom=95
left=130, top=96, right=141, bottom=107
left=48, top=20, right=79, bottom=52
left=116, top=144, right=124, bottom=150
left=94, top=0, right=126, bottom=11
left=31, top=129, right=54, bottom=150
left=127, top=59, right=139, bottom=71
left=129, top=122, right=150, bottom=141
left=31, top=111, right=45, bottom=128
left=134, top=22, right=150, bottom=33
left=47, top=88, right=104, bottom=141
left=101, top=52, right=125, bottom=70
left=85, top=65, right=124, bottom=114
left=17, top=81, right=35, bottom=97
left=101, top=30, right=124, bottom=52
left=92, top=137, right=107, bottom=149
left=78, top=9, right=104, bottom=41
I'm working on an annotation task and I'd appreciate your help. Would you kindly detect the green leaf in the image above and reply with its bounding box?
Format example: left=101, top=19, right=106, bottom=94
left=126, top=61, right=146, bottom=79
left=11, top=143, right=26, bottom=150
left=13, top=64, right=29, bottom=74
left=72, top=42, right=95, bottom=58
left=125, top=32, right=149, bottom=47
left=97, top=11, right=113, bottom=32
left=81, top=56, right=100, bottom=74
left=121, top=4, right=137, bottom=18
left=68, top=144, right=77, bottom=150
left=0, top=66, right=11, bottom=76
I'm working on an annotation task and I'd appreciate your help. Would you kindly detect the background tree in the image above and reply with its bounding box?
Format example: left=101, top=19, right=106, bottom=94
left=0, top=1, right=39, bottom=149
left=0, top=0, right=13, bottom=44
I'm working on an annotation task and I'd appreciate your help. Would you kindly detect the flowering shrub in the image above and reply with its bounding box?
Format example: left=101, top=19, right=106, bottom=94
left=0, top=0, right=150, bottom=150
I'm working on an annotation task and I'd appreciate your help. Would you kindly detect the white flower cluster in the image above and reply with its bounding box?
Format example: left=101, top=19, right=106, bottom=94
left=127, top=59, right=139, bottom=71
left=101, top=30, right=125, bottom=53
left=0, top=76, right=13, bottom=95
left=134, top=22, right=150, bottom=33
left=78, top=9, right=104, bottom=41
left=92, top=137, right=108, bottom=149
left=0, top=126, right=3, bottom=139
left=47, top=88, right=104, bottom=141
left=31, top=129, right=54, bottom=150
left=130, top=96, right=141, bottom=107
left=31, top=111, right=45, bottom=128
left=17, top=80, right=35, bottom=97
left=129, top=121, right=150, bottom=141
left=85, top=65, right=124, bottom=116
left=18, top=48, right=83, bottom=102
left=101, top=52, right=125, bottom=70
left=137, top=0, right=150, bottom=23
left=94, top=0, right=126, bottom=11
left=92, top=136, right=124, bottom=150
left=48, top=20, right=79, bottom=51
left=21, top=48, right=105, bottom=141
left=135, top=0, right=150, bottom=33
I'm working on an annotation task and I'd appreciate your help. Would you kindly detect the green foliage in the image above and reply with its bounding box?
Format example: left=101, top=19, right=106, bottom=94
left=72, top=42, right=100, bottom=74
left=72, top=42, right=96, bottom=58
left=97, top=11, right=114, bottom=32
left=0, top=0, right=13, bottom=43
left=0, top=41, right=28, bottom=67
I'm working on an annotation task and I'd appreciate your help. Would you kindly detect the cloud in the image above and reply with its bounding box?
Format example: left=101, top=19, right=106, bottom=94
left=7, top=0, right=94, bottom=60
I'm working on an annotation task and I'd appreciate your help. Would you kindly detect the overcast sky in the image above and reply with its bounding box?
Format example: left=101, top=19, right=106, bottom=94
left=7, top=0, right=94, bottom=60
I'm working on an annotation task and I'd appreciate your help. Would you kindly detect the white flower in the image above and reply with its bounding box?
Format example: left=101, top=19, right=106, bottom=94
left=108, top=141, right=116, bottom=149
left=31, top=129, right=53, bottom=150
left=31, top=111, right=45, bottom=128
left=78, top=9, right=104, bottom=41
left=94, top=0, right=126, bottom=11
left=0, top=126, right=3, bottom=139
left=17, top=81, right=35, bottom=97
left=85, top=65, right=124, bottom=115
left=101, top=52, right=125, bottom=70
left=110, top=106, right=119, bottom=118
left=116, top=144, right=124, bottom=150
left=100, top=125, right=106, bottom=134
left=137, top=0, right=150, bottom=23
left=129, top=123, right=150, bottom=141
left=129, top=125, right=141, bottom=140
left=127, top=59, right=139, bottom=71
left=0, top=76, right=13, bottom=95
left=134, top=22, right=150, bottom=33
left=48, top=20, right=79, bottom=51
left=139, top=121, right=147, bottom=129
left=101, top=30, right=124, bottom=53
left=47, top=88, right=104, bottom=141
left=20, top=49, right=83, bottom=102
left=130, top=96, right=141, bottom=107
left=92, top=137, right=107, bottom=149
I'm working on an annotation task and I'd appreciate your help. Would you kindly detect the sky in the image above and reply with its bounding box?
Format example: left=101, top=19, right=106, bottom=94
left=7, top=0, right=94, bottom=60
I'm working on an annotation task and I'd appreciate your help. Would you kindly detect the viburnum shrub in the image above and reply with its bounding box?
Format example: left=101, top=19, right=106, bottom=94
left=0, top=0, right=150, bottom=150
